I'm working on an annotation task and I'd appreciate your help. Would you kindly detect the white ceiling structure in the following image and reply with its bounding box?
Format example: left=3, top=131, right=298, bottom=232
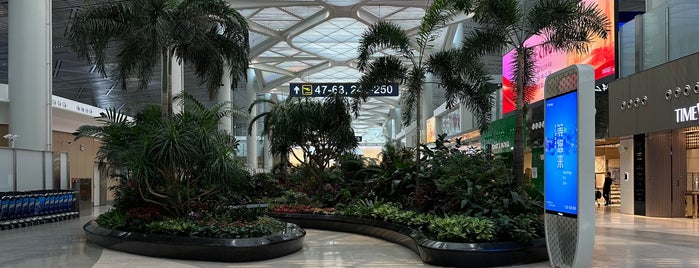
left=0, top=0, right=488, bottom=145
left=0, top=0, right=645, bottom=144
left=230, top=0, right=473, bottom=144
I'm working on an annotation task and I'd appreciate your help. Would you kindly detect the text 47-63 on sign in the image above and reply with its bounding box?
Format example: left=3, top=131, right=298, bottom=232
left=289, top=83, right=399, bottom=97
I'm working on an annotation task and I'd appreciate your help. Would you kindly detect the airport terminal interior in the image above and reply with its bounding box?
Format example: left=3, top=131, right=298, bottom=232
left=2, top=0, right=699, bottom=267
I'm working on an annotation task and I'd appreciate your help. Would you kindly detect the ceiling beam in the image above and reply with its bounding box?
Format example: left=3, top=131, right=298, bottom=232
left=227, top=1, right=320, bottom=9
left=249, top=63, right=296, bottom=77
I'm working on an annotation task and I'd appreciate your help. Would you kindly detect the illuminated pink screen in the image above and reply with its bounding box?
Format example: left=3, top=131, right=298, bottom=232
left=501, top=0, right=615, bottom=113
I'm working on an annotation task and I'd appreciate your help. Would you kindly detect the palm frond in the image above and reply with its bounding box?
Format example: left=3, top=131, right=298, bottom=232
left=173, top=0, right=249, bottom=99
left=248, top=98, right=276, bottom=113
left=416, top=0, right=459, bottom=51
left=427, top=49, right=462, bottom=108
left=461, top=26, right=510, bottom=57
left=69, top=1, right=133, bottom=77
left=399, top=67, right=426, bottom=125
left=532, top=0, right=610, bottom=54
left=428, top=49, right=494, bottom=132
left=357, top=21, right=413, bottom=72
left=472, top=0, right=521, bottom=28
left=352, top=55, right=408, bottom=117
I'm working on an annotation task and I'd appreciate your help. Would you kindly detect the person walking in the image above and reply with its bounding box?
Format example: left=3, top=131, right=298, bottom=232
left=603, top=172, right=613, bottom=206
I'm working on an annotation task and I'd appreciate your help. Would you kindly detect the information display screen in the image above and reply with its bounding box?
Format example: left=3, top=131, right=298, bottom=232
left=544, top=90, right=579, bottom=217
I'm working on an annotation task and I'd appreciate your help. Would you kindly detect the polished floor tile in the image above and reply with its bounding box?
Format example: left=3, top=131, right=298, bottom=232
left=1, top=206, right=699, bottom=268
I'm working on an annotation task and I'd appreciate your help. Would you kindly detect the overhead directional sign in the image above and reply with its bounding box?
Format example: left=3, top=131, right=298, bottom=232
left=289, top=83, right=399, bottom=97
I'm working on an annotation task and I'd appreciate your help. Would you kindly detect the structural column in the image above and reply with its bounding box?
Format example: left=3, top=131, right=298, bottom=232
left=216, top=68, right=232, bottom=133
left=246, top=69, right=258, bottom=170
left=171, top=57, right=184, bottom=114
left=8, top=0, right=52, bottom=151
left=263, top=93, right=274, bottom=171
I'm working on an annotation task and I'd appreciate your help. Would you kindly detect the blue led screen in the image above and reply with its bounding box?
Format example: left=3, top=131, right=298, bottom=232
left=544, top=91, right=578, bottom=217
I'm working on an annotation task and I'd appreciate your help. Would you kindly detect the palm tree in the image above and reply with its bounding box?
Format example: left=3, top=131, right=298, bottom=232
left=461, top=0, right=610, bottom=187
left=355, top=0, right=494, bottom=164
left=69, top=0, right=249, bottom=117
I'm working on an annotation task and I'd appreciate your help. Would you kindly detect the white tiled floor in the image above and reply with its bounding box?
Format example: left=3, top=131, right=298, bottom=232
left=2, top=206, right=699, bottom=268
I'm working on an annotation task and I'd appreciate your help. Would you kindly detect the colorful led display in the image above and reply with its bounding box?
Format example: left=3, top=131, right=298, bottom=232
left=501, top=0, right=615, bottom=114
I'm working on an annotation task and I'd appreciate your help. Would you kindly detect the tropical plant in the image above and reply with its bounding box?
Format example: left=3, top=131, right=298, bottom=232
left=69, top=0, right=249, bottom=117
left=74, top=93, right=250, bottom=217
left=354, top=0, right=494, bottom=163
left=460, top=0, right=610, bottom=186
left=420, top=135, right=542, bottom=216
left=427, top=215, right=495, bottom=242
left=95, top=209, right=127, bottom=230
left=248, top=95, right=358, bottom=184
left=370, top=143, right=418, bottom=205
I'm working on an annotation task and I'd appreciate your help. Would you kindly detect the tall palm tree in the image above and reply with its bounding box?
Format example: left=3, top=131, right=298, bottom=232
left=355, top=0, right=494, bottom=165
left=70, top=0, right=249, bottom=117
left=461, top=0, right=610, bottom=187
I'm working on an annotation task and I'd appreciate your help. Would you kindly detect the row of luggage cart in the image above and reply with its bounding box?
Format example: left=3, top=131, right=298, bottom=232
left=0, top=190, right=79, bottom=230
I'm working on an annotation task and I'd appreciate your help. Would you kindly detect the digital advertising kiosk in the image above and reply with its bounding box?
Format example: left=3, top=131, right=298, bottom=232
left=544, top=64, right=595, bottom=268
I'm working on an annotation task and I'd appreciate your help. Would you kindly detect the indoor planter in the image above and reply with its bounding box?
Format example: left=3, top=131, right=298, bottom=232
left=268, top=212, right=547, bottom=267
left=83, top=220, right=305, bottom=262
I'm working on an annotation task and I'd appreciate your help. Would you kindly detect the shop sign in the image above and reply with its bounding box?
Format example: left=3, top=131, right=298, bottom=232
left=491, top=141, right=511, bottom=153
left=481, top=115, right=516, bottom=154
left=674, top=103, right=699, bottom=123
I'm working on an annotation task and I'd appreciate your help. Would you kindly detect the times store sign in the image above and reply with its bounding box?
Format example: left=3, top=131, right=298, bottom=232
left=675, top=102, right=699, bottom=123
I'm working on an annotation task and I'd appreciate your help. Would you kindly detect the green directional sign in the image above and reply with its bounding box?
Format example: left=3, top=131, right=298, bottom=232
left=289, top=83, right=399, bottom=97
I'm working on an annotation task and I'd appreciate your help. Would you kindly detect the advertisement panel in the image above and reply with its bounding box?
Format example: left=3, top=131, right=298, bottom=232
left=425, top=117, right=437, bottom=143
left=544, top=91, right=579, bottom=216
left=501, top=0, right=615, bottom=114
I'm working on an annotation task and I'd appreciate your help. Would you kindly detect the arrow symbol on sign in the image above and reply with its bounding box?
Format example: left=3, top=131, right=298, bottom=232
left=294, top=86, right=300, bottom=95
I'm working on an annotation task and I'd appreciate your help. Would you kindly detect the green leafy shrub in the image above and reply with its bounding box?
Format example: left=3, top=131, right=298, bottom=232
left=417, top=135, right=544, bottom=242
left=493, top=213, right=545, bottom=244
left=191, top=216, right=284, bottom=238
left=370, top=144, right=418, bottom=205
left=337, top=198, right=380, bottom=218
left=95, top=209, right=126, bottom=229
left=427, top=215, right=495, bottom=242
left=146, top=218, right=198, bottom=235
left=248, top=173, right=284, bottom=199
left=270, top=204, right=336, bottom=215
left=109, top=175, right=145, bottom=212
left=124, top=206, right=167, bottom=231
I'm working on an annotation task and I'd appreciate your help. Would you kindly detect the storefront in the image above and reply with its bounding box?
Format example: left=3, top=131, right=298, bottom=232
left=609, top=52, right=699, bottom=217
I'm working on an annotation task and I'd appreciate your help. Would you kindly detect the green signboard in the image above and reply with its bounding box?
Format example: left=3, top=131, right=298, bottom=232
left=480, top=115, right=516, bottom=154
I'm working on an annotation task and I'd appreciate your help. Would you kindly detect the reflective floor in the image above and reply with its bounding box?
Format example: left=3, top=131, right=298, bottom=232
left=1, top=206, right=699, bottom=268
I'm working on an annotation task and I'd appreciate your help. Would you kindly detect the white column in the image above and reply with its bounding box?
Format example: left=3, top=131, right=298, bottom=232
left=263, top=93, right=274, bottom=171
left=246, top=69, right=258, bottom=169
left=392, top=108, right=402, bottom=147
left=171, top=57, right=184, bottom=114
left=216, top=69, right=232, bottom=133
left=9, top=0, right=52, bottom=151
left=459, top=104, right=474, bottom=132
left=451, top=23, right=465, bottom=49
